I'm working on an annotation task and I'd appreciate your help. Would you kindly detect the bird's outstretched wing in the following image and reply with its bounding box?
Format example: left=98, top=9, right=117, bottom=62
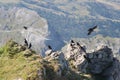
left=88, top=28, right=92, bottom=31
left=92, top=25, right=97, bottom=29
left=87, top=25, right=97, bottom=35
left=88, top=31, right=92, bottom=35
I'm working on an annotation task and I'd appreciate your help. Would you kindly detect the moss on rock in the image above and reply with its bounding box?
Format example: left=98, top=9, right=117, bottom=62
left=0, top=40, right=44, bottom=80
left=0, top=40, right=93, bottom=80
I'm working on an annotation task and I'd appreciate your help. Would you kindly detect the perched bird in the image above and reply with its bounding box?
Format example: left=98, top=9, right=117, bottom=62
left=70, top=40, right=74, bottom=43
left=76, top=42, right=80, bottom=46
left=81, top=46, right=86, bottom=53
left=88, top=25, right=97, bottom=35
left=23, top=26, right=28, bottom=30
left=70, top=40, right=75, bottom=47
left=48, top=45, right=52, bottom=50
left=83, top=55, right=91, bottom=63
left=28, top=43, right=32, bottom=49
left=76, top=42, right=86, bottom=53
left=24, top=38, right=28, bottom=47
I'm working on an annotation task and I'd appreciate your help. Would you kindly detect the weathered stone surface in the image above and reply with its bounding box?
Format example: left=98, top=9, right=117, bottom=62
left=44, top=50, right=68, bottom=76
left=63, top=40, right=87, bottom=73
left=45, top=49, right=53, bottom=56
left=62, top=40, right=120, bottom=80
left=84, top=46, right=120, bottom=80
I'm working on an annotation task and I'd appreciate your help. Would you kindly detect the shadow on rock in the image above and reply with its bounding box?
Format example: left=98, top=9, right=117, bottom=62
left=63, top=40, right=120, bottom=80
left=85, top=46, right=120, bottom=80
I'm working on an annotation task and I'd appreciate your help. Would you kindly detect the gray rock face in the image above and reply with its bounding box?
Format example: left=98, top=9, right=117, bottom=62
left=87, top=46, right=114, bottom=74
left=0, top=7, right=49, bottom=56
left=45, top=49, right=53, bottom=56
left=44, top=50, right=68, bottom=76
left=0, top=1, right=120, bottom=58
left=84, top=46, right=120, bottom=80
left=62, top=40, right=120, bottom=80
left=64, top=41, right=86, bottom=60
left=74, top=35, right=120, bottom=54
left=63, top=40, right=87, bottom=73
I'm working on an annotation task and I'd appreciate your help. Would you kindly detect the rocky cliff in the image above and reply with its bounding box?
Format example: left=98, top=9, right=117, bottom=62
left=0, top=0, right=120, bottom=54
left=0, top=7, right=50, bottom=56
left=62, top=40, right=120, bottom=80
left=0, top=40, right=120, bottom=80
left=0, top=40, right=91, bottom=80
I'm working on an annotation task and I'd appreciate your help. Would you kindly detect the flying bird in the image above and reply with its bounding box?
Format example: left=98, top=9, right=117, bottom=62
left=23, top=26, right=28, bottom=30
left=88, top=25, right=97, bottom=35
left=28, top=43, right=32, bottom=49
left=24, top=38, right=28, bottom=46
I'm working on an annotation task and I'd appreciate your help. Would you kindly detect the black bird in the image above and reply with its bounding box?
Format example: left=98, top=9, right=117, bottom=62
left=70, top=40, right=75, bottom=47
left=88, top=25, right=97, bottom=35
left=28, top=43, right=32, bottom=49
left=23, top=26, right=28, bottom=30
left=81, top=46, right=86, bottom=53
left=70, top=40, right=74, bottom=43
left=83, top=55, right=91, bottom=63
left=24, top=38, right=28, bottom=46
left=48, top=45, right=52, bottom=49
left=76, top=42, right=86, bottom=53
left=76, top=42, right=80, bottom=46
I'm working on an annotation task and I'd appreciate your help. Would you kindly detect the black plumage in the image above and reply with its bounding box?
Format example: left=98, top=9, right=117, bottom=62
left=70, top=40, right=75, bottom=47
left=83, top=55, right=91, bottom=63
left=48, top=45, right=52, bottom=49
left=76, top=42, right=80, bottom=46
left=88, top=25, right=97, bottom=35
left=28, top=43, right=32, bottom=49
left=81, top=46, right=86, bottom=53
left=70, top=43, right=73, bottom=47
left=70, top=40, right=74, bottom=43
left=23, top=26, right=27, bottom=30
left=24, top=38, right=28, bottom=46
left=76, top=42, right=86, bottom=53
